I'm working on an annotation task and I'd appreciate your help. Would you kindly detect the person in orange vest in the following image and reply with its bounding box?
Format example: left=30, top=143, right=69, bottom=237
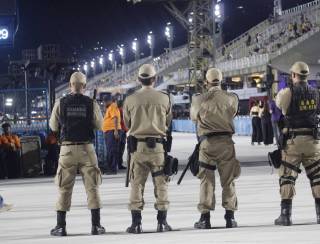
left=102, top=94, right=121, bottom=174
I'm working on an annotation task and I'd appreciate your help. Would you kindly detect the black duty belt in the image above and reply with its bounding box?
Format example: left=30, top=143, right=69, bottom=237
left=199, top=132, right=232, bottom=143
left=137, top=138, right=164, bottom=143
left=205, top=132, right=232, bottom=137
left=61, top=142, right=91, bottom=146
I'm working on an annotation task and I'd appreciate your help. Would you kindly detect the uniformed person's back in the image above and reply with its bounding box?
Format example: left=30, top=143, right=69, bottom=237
left=191, top=68, right=240, bottom=229
left=191, top=85, right=238, bottom=137
left=124, top=87, right=171, bottom=138
left=49, top=72, right=106, bottom=236
left=123, top=64, right=172, bottom=234
left=274, top=61, right=320, bottom=226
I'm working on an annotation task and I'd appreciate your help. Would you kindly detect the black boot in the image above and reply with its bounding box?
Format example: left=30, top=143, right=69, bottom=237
left=91, top=209, right=106, bottom=235
left=194, top=212, right=211, bottom=229
left=224, top=210, right=238, bottom=228
left=274, top=199, right=292, bottom=226
left=126, top=210, right=143, bottom=234
left=157, top=211, right=172, bottom=232
left=50, top=211, right=67, bottom=236
left=315, top=198, right=320, bottom=224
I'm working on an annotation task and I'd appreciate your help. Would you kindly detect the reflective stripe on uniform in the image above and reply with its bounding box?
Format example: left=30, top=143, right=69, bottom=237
left=279, top=176, right=297, bottom=186
left=305, top=160, right=320, bottom=171
left=282, top=161, right=302, bottom=173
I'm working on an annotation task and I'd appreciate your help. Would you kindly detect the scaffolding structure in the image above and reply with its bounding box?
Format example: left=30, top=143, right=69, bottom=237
left=128, top=0, right=218, bottom=91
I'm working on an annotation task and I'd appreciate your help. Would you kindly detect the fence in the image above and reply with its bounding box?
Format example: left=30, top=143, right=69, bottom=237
left=171, top=116, right=252, bottom=136
left=0, top=88, right=49, bottom=136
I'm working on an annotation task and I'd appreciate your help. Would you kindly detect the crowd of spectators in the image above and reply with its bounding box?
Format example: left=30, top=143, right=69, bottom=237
left=250, top=14, right=315, bottom=55
left=221, top=13, right=317, bottom=61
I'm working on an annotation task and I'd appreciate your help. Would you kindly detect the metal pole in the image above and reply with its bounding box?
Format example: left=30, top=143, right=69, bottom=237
left=212, top=0, right=217, bottom=67
left=45, top=89, right=49, bottom=134
left=24, top=67, right=29, bottom=124
left=169, top=40, right=173, bottom=52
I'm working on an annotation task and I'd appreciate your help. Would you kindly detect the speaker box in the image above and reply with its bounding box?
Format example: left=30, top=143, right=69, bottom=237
left=20, top=136, right=42, bottom=177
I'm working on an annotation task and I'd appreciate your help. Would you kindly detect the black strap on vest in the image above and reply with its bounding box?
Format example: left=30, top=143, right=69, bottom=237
left=281, top=161, right=302, bottom=173
left=199, top=161, right=217, bottom=171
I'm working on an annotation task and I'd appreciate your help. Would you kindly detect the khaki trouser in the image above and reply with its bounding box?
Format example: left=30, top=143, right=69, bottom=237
left=129, top=142, right=169, bottom=211
left=197, top=136, right=241, bottom=214
left=279, top=135, right=320, bottom=199
left=55, top=143, right=102, bottom=211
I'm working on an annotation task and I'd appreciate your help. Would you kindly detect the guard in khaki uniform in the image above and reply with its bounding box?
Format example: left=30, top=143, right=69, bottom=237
left=190, top=68, right=240, bottom=229
left=275, top=62, right=320, bottom=226
left=49, top=72, right=106, bottom=236
left=123, top=64, right=172, bottom=234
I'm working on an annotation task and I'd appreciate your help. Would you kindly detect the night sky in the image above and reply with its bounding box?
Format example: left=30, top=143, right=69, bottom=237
left=0, top=0, right=313, bottom=72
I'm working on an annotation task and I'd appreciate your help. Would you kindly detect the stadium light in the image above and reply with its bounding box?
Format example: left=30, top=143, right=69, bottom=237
left=83, top=63, right=88, bottom=72
left=118, top=44, right=126, bottom=64
left=108, top=50, right=114, bottom=63
left=90, top=60, right=95, bottom=72
left=188, top=12, right=194, bottom=24
left=214, top=0, right=223, bottom=20
left=147, top=31, right=154, bottom=57
left=215, top=4, right=221, bottom=18
left=165, top=22, right=173, bottom=52
left=99, top=56, right=104, bottom=65
left=132, top=38, right=139, bottom=61
left=5, top=98, right=13, bottom=106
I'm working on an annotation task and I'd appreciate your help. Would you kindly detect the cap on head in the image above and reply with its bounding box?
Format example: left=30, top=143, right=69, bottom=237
left=138, top=64, right=157, bottom=79
left=2, top=122, right=11, bottom=129
left=290, top=61, right=310, bottom=76
left=206, top=68, right=223, bottom=84
left=70, top=72, right=86, bottom=85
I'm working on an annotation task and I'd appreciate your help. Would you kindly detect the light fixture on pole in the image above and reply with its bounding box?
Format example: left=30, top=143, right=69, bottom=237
left=188, top=12, right=194, bottom=25
left=83, top=62, right=88, bottom=73
left=5, top=98, right=13, bottom=107
left=90, top=60, right=95, bottom=75
left=118, top=44, right=126, bottom=65
left=147, top=31, right=155, bottom=57
left=118, top=44, right=126, bottom=80
left=99, top=56, right=104, bottom=66
left=99, top=55, right=104, bottom=72
left=165, top=22, right=173, bottom=52
left=108, top=50, right=116, bottom=71
left=131, top=38, right=139, bottom=61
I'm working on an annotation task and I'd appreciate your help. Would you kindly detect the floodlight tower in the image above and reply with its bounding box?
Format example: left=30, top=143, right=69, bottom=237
left=127, top=0, right=220, bottom=91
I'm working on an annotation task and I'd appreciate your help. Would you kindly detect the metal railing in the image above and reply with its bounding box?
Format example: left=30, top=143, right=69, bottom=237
left=282, top=0, right=320, bottom=15
left=216, top=54, right=270, bottom=72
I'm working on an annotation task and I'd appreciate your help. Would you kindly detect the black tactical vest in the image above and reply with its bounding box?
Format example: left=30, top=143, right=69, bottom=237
left=286, top=82, right=319, bottom=129
left=60, top=94, right=94, bottom=142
